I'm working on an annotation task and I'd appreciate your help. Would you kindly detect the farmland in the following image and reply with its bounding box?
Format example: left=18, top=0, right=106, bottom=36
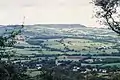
left=11, top=25, right=120, bottom=55
left=1, top=24, right=120, bottom=79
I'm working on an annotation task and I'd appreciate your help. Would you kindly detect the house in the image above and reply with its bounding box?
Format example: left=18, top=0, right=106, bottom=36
left=84, top=59, right=94, bottom=63
left=15, top=35, right=25, bottom=41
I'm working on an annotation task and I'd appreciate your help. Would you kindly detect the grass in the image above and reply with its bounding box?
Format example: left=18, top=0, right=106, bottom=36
left=14, top=38, right=117, bottom=55
left=39, top=38, right=116, bottom=54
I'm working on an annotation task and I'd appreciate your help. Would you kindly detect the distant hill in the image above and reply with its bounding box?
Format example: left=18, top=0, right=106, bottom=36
left=33, top=24, right=86, bottom=28
left=0, top=24, right=86, bottom=28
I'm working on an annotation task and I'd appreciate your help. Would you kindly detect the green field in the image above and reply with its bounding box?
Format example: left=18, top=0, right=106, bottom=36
left=15, top=38, right=118, bottom=55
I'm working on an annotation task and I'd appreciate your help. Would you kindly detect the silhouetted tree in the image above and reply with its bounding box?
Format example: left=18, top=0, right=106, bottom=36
left=92, top=0, right=120, bottom=34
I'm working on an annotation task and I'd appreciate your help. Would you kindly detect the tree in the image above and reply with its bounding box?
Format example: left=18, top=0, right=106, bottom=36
left=92, top=0, right=120, bottom=34
left=0, top=24, right=26, bottom=80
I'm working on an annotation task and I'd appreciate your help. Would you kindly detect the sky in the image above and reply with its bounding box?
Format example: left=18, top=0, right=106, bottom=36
left=0, top=0, right=100, bottom=27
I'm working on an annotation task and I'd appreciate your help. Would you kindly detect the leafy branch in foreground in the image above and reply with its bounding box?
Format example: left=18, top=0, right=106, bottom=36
left=0, top=25, right=28, bottom=80
left=0, top=25, right=24, bottom=61
left=92, top=0, right=120, bottom=34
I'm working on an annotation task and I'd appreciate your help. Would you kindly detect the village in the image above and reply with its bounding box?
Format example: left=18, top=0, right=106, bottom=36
left=1, top=52, right=120, bottom=77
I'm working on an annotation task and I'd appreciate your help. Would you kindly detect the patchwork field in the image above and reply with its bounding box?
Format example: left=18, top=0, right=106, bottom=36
left=11, top=25, right=120, bottom=55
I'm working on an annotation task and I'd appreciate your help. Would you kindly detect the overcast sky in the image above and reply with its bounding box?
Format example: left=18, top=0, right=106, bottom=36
left=0, top=0, right=100, bottom=27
